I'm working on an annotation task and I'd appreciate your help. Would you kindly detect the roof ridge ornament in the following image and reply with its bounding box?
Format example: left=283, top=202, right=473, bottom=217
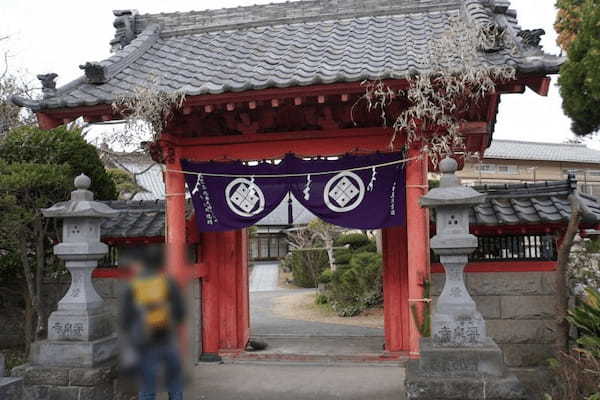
left=517, top=29, right=546, bottom=50
left=79, top=62, right=108, bottom=84
left=37, top=73, right=58, bottom=98
left=110, top=9, right=139, bottom=51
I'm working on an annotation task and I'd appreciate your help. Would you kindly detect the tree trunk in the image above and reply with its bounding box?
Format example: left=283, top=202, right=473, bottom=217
left=324, top=237, right=336, bottom=272
left=556, top=194, right=581, bottom=350
left=18, top=230, right=39, bottom=356
left=22, top=290, right=34, bottom=356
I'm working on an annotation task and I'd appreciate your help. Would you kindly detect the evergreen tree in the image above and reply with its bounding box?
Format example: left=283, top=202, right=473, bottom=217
left=556, top=0, right=600, bottom=136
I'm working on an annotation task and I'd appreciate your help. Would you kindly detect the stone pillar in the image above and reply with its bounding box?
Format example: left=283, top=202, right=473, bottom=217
left=405, top=158, right=526, bottom=400
left=12, top=174, right=119, bottom=400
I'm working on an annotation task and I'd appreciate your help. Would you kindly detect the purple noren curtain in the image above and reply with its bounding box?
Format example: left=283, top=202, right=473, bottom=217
left=182, top=153, right=406, bottom=232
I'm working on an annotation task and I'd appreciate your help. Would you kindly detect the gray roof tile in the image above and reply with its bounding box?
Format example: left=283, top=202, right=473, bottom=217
left=468, top=180, right=600, bottom=226
left=484, top=140, right=600, bottom=164
left=12, top=0, right=562, bottom=111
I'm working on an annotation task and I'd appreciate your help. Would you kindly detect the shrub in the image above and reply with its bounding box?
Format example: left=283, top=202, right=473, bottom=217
left=568, top=288, right=600, bottom=357
left=335, top=233, right=371, bottom=250
left=333, top=248, right=352, bottom=266
left=545, top=351, right=600, bottom=400
left=328, top=252, right=383, bottom=317
left=283, top=249, right=329, bottom=288
left=315, top=293, right=328, bottom=305
left=545, top=288, right=600, bottom=399
left=319, top=269, right=333, bottom=284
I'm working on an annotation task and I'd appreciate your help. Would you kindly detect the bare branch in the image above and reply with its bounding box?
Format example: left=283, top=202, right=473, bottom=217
left=360, top=17, right=517, bottom=163
left=111, top=76, right=185, bottom=150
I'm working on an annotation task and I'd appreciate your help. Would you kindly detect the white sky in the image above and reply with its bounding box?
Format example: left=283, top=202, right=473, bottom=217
left=1, top=0, right=593, bottom=148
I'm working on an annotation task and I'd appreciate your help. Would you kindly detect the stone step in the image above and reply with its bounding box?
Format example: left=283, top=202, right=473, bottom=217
left=0, top=377, right=24, bottom=400
left=221, top=351, right=408, bottom=366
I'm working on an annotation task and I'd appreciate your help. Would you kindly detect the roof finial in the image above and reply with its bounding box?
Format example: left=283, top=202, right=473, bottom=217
left=80, top=62, right=108, bottom=84
left=37, top=73, right=58, bottom=97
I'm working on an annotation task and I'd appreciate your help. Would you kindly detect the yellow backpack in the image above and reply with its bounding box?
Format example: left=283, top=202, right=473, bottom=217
left=132, top=275, right=171, bottom=332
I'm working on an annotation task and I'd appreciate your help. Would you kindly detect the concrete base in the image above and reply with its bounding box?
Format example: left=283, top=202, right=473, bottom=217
left=418, top=338, right=506, bottom=378
left=406, top=363, right=526, bottom=400
left=0, top=377, right=24, bottom=399
left=405, top=339, right=527, bottom=400
left=11, top=362, right=116, bottom=400
left=30, top=335, right=117, bottom=368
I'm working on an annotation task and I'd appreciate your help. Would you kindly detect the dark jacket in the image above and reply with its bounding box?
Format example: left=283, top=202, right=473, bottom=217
left=119, top=273, right=185, bottom=348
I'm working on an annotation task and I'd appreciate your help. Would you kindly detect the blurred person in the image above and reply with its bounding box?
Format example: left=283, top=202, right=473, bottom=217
left=119, top=247, right=186, bottom=400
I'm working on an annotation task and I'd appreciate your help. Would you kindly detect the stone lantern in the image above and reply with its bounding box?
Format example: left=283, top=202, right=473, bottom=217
left=421, top=157, right=487, bottom=346
left=31, top=174, right=119, bottom=367
left=405, top=157, right=526, bottom=400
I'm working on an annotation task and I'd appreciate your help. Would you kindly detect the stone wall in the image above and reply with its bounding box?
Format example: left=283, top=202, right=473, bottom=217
left=431, top=270, right=559, bottom=367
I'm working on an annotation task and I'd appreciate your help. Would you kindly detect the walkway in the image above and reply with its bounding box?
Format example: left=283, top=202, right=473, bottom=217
left=251, top=289, right=384, bottom=337
left=192, top=363, right=405, bottom=400
left=249, top=261, right=279, bottom=292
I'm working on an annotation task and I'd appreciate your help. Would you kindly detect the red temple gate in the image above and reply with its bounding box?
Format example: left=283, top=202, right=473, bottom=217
left=13, top=0, right=561, bottom=361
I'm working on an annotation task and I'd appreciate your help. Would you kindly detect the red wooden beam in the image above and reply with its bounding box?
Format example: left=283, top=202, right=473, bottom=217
left=174, top=128, right=404, bottom=161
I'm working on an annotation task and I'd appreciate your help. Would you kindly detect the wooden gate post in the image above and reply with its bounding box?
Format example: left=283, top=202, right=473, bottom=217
left=201, top=230, right=249, bottom=356
left=382, top=226, right=410, bottom=352
left=405, top=149, right=430, bottom=358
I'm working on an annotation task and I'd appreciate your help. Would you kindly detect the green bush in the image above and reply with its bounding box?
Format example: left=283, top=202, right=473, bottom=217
left=283, top=249, right=329, bottom=288
left=315, top=293, right=329, bottom=305
left=328, top=252, right=383, bottom=317
left=333, top=248, right=352, bottom=265
left=568, top=288, right=600, bottom=357
left=335, top=233, right=371, bottom=250
left=319, top=269, right=333, bottom=284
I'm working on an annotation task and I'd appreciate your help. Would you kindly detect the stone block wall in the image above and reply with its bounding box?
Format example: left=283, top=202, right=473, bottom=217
left=431, top=270, right=559, bottom=367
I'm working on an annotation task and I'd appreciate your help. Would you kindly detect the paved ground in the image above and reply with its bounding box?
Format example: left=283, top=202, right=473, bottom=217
left=249, top=261, right=279, bottom=292
left=250, top=289, right=384, bottom=338
left=191, top=363, right=405, bottom=400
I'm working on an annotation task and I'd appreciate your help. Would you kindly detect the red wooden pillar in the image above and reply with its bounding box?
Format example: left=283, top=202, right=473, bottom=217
left=382, top=226, right=410, bottom=352
left=405, top=149, right=430, bottom=358
left=201, top=230, right=249, bottom=355
left=165, top=150, right=188, bottom=285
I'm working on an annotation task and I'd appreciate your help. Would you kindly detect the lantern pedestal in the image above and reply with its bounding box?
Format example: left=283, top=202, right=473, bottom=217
left=404, top=158, right=526, bottom=400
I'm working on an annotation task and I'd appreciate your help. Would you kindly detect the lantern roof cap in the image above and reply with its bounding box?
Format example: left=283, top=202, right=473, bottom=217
left=42, top=174, right=119, bottom=219
left=421, top=157, right=486, bottom=208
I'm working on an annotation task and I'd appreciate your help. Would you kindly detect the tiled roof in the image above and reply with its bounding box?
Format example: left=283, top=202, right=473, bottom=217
left=469, top=179, right=600, bottom=227
left=101, top=200, right=165, bottom=238
left=256, top=194, right=317, bottom=226
left=484, top=140, right=600, bottom=164
left=100, top=150, right=166, bottom=201
left=100, top=196, right=315, bottom=239
left=100, top=178, right=600, bottom=240
left=12, top=0, right=562, bottom=111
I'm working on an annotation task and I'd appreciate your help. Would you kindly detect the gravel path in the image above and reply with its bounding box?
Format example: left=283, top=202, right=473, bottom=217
left=249, top=261, right=279, bottom=292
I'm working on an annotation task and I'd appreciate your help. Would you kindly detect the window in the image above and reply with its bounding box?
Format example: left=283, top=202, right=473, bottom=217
left=474, top=163, right=496, bottom=174
left=496, top=165, right=519, bottom=175
left=98, top=246, right=119, bottom=268
left=431, top=234, right=557, bottom=263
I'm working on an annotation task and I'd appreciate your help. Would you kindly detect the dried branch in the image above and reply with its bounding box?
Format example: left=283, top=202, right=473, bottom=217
left=112, top=77, right=185, bottom=149
left=360, top=17, right=517, bottom=163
